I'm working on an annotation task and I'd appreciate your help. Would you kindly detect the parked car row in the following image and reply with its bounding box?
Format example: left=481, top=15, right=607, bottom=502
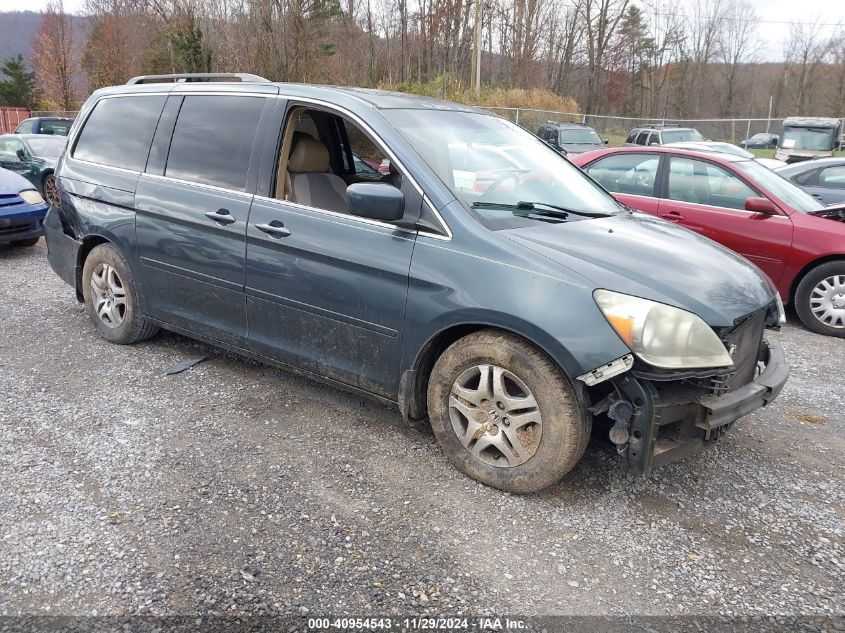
left=18, top=73, right=791, bottom=494
left=571, top=146, right=845, bottom=337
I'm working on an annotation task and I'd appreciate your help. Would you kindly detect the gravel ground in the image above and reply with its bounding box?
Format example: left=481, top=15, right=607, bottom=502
left=0, top=241, right=843, bottom=628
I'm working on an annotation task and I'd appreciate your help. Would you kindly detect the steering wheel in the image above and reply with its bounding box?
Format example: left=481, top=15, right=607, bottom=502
left=481, top=170, right=525, bottom=199
left=634, top=169, right=653, bottom=189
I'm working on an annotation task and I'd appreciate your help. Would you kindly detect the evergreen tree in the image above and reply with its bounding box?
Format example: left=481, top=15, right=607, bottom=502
left=0, top=55, right=37, bottom=108
left=170, top=12, right=212, bottom=74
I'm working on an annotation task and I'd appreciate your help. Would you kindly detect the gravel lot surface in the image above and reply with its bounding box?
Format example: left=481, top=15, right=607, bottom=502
left=0, top=241, right=843, bottom=627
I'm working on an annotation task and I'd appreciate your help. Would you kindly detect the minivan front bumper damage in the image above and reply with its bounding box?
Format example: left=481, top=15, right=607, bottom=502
left=608, top=337, right=788, bottom=477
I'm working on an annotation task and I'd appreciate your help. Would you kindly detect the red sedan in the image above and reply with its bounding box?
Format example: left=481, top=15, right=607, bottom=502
left=571, top=146, right=845, bottom=337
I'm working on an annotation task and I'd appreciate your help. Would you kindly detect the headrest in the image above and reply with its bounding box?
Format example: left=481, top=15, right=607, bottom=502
left=289, top=137, right=330, bottom=173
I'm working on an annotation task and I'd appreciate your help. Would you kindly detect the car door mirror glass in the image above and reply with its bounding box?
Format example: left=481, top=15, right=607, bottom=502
left=744, top=196, right=777, bottom=214
left=346, top=182, right=405, bottom=222
left=15, top=148, right=26, bottom=162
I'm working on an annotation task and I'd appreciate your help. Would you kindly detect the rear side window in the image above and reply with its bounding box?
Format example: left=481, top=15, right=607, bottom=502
left=73, top=96, right=166, bottom=171
left=586, top=153, right=659, bottom=197
left=165, top=95, right=264, bottom=191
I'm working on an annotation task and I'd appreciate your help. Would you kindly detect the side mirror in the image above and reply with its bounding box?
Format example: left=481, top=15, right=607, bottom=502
left=347, top=182, right=405, bottom=222
left=15, top=148, right=26, bottom=161
left=604, top=139, right=609, bottom=144
left=745, top=196, right=778, bottom=214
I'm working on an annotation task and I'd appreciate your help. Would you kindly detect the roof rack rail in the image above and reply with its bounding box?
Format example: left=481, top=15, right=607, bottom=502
left=127, top=73, right=270, bottom=85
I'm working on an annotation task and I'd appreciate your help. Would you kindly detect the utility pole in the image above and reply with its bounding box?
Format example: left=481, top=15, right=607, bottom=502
left=472, top=0, right=482, bottom=96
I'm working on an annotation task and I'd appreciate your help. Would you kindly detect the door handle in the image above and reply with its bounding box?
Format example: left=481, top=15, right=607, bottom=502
left=204, top=208, right=236, bottom=225
left=255, top=221, right=291, bottom=238
left=662, top=211, right=685, bottom=222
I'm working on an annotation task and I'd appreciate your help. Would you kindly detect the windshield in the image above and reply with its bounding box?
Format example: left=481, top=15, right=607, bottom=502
left=734, top=160, right=824, bottom=213
left=382, top=109, right=621, bottom=225
left=25, top=136, right=66, bottom=158
left=662, top=129, right=705, bottom=143
left=559, top=128, right=602, bottom=145
left=780, top=126, right=835, bottom=151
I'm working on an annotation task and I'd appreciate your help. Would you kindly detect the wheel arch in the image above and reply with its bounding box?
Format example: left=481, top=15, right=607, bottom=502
left=400, top=321, right=586, bottom=422
left=789, top=254, right=845, bottom=304
left=74, top=234, right=122, bottom=301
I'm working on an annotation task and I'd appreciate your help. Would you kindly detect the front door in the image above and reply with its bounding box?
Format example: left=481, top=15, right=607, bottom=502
left=658, top=156, right=794, bottom=287
left=245, top=106, right=418, bottom=397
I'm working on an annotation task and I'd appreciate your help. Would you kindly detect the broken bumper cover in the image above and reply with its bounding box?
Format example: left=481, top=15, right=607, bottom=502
left=697, top=338, right=789, bottom=431
left=615, top=337, right=789, bottom=476
left=43, top=206, right=81, bottom=290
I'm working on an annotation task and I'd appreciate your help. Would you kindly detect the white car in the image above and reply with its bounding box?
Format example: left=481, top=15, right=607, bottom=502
left=666, top=141, right=786, bottom=170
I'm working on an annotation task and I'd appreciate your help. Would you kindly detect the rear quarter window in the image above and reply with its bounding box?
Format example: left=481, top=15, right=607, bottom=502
left=73, top=96, right=166, bottom=171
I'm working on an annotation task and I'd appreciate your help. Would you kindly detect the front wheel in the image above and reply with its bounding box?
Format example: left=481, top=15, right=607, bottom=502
left=427, top=330, right=591, bottom=493
left=42, top=173, right=60, bottom=207
left=9, top=237, right=39, bottom=247
left=795, top=261, right=845, bottom=338
left=81, top=243, right=159, bottom=344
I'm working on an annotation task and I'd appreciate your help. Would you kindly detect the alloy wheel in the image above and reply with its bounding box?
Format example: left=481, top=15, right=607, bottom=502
left=90, top=263, right=126, bottom=328
left=43, top=175, right=60, bottom=207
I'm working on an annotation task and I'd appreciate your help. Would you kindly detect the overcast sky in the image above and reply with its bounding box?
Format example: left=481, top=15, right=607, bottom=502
left=3, top=0, right=845, bottom=61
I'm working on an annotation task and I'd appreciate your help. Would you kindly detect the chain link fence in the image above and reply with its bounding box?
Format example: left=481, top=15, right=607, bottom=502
left=30, top=111, right=79, bottom=119
left=21, top=107, right=809, bottom=150
left=483, top=107, right=788, bottom=148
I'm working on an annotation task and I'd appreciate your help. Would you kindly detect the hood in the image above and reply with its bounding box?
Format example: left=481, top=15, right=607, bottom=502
left=32, top=155, right=58, bottom=169
left=503, top=212, right=775, bottom=327
left=808, top=206, right=845, bottom=224
left=0, top=167, right=35, bottom=193
left=562, top=143, right=605, bottom=155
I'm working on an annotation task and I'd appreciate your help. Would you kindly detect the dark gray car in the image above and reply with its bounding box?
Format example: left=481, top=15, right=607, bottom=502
left=776, top=158, right=845, bottom=205
left=43, top=73, right=788, bottom=493
left=537, top=121, right=606, bottom=155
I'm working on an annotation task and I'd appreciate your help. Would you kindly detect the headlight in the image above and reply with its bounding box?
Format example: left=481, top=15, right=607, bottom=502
left=594, top=289, right=733, bottom=369
left=19, top=189, right=44, bottom=205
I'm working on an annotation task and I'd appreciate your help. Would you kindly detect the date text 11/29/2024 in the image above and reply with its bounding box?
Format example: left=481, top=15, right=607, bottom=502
left=307, top=617, right=527, bottom=630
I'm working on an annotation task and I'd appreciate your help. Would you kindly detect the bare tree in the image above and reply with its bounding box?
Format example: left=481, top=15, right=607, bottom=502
left=580, top=0, right=630, bottom=114
left=32, top=0, right=79, bottom=109
left=784, top=17, right=838, bottom=114
left=717, top=0, right=759, bottom=117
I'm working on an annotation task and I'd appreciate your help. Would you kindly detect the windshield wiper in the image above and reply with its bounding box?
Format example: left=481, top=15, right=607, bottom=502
left=519, top=201, right=614, bottom=218
left=471, top=200, right=615, bottom=219
left=472, top=200, right=569, bottom=220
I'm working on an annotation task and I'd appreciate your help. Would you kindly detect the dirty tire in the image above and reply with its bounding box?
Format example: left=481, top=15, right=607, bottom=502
left=795, top=260, right=845, bottom=338
left=82, top=243, right=159, bottom=344
left=10, top=237, right=39, bottom=247
left=427, top=329, right=590, bottom=493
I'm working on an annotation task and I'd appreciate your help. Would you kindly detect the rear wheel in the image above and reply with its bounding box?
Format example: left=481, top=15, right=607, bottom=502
left=9, top=237, right=39, bottom=247
left=795, top=261, right=845, bottom=338
left=427, top=330, right=590, bottom=493
left=82, top=243, right=159, bottom=344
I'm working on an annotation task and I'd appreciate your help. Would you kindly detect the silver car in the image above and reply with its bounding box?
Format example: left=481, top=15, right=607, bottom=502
left=775, top=158, right=845, bottom=205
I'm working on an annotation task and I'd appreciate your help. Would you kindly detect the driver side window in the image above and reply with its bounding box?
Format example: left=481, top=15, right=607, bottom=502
left=0, top=137, right=25, bottom=161
left=667, top=158, right=757, bottom=210
left=274, top=107, right=404, bottom=216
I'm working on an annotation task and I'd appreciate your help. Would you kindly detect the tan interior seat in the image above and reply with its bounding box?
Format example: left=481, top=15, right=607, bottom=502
left=287, top=138, right=348, bottom=213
